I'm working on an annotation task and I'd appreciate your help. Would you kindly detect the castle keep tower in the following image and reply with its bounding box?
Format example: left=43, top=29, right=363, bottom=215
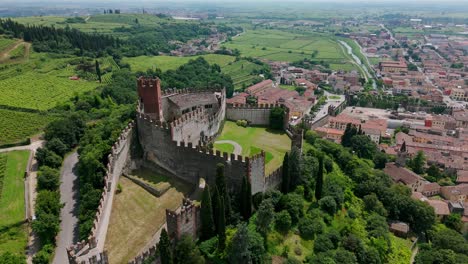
left=137, top=77, right=163, bottom=122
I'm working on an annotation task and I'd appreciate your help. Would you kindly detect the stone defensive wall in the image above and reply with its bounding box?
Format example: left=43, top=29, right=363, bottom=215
left=225, top=103, right=280, bottom=125
left=128, top=199, right=200, bottom=264
left=137, top=112, right=273, bottom=193
left=67, top=121, right=134, bottom=264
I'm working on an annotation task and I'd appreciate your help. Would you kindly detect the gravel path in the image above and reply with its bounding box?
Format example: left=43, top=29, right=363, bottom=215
left=214, top=140, right=242, bottom=156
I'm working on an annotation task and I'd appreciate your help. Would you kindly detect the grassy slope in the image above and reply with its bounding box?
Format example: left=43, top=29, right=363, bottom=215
left=216, top=121, right=291, bottom=174
left=222, top=59, right=263, bottom=89
left=0, top=150, right=30, bottom=255
left=105, top=176, right=185, bottom=263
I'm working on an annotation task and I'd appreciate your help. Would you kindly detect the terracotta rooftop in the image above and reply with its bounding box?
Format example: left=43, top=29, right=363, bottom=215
left=456, top=171, right=468, bottom=184
left=383, top=163, right=423, bottom=185
left=427, top=200, right=450, bottom=216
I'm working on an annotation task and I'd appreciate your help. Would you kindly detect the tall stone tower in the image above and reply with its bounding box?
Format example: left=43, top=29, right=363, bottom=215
left=396, top=141, right=407, bottom=167
left=137, top=77, right=163, bottom=122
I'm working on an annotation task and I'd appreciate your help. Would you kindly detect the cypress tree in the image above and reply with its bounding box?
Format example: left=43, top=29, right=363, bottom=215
left=200, top=185, right=215, bottom=240
left=211, top=186, right=220, bottom=232
left=95, top=60, right=102, bottom=83
left=216, top=163, right=231, bottom=223
left=315, top=155, right=324, bottom=201
left=288, top=147, right=301, bottom=191
left=240, top=176, right=252, bottom=220
left=217, top=198, right=226, bottom=250
left=159, top=229, right=172, bottom=264
left=281, top=152, right=290, bottom=193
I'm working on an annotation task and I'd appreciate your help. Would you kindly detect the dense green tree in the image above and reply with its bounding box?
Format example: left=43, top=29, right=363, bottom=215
left=278, top=193, right=304, bottom=223
left=373, top=151, right=388, bottom=169
left=275, top=210, right=292, bottom=234
left=45, top=138, right=68, bottom=157
left=37, top=166, right=60, bottom=191
left=35, top=148, right=63, bottom=169
left=281, top=152, right=290, bottom=193
left=444, top=213, right=463, bottom=233
left=288, top=147, right=302, bottom=190
left=255, top=199, right=274, bottom=238
left=95, top=60, right=102, bottom=83
left=269, top=107, right=285, bottom=130
left=298, top=217, right=323, bottom=240
left=313, top=234, right=335, bottom=253
left=159, top=229, right=172, bottom=264
left=409, top=151, right=426, bottom=174
left=200, top=185, right=215, bottom=240
left=315, top=155, right=324, bottom=200
left=319, top=196, right=337, bottom=215
left=334, top=249, right=358, bottom=264
left=173, top=235, right=205, bottom=264
left=350, top=135, right=377, bottom=159
left=415, top=248, right=457, bottom=264
left=211, top=186, right=221, bottom=232
left=341, top=123, right=357, bottom=147
left=363, top=193, right=387, bottom=217
left=228, top=223, right=267, bottom=264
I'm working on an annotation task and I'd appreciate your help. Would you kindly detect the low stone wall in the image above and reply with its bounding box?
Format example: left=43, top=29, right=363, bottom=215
left=123, top=174, right=169, bottom=197
left=226, top=104, right=277, bottom=125
left=67, top=121, right=134, bottom=264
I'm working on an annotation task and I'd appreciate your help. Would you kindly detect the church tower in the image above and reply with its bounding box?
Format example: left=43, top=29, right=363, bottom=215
left=396, top=141, right=407, bottom=167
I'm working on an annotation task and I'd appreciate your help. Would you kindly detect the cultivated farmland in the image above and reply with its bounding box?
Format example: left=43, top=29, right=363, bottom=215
left=222, top=59, right=263, bottom=89
left=0, top=109, right=56, bottom=145
left=123, top=54, right=236, bottom=72
left=223, top=29, right=356, bottom=71
left=0, top=53, right=101, bottom=110
left=0, top=36, right=16, bottom=52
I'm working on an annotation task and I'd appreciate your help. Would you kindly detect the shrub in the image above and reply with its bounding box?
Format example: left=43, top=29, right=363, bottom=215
left=37, top=166, right=60, bottom=191
left=298, top=217, right=324, bottom=240
left=319, top=196, right=337, bottom=215
left=275, top=210, right=292, bottom=234
left=236, top=119, right=248, bottom=127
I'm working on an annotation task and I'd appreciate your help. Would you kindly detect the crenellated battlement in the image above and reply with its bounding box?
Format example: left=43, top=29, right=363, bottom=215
left=137, top=112, right=170, bottom=131
left=161, top=87, right=225, bottom=97
left=227, top=103, right=284, bottom=109
left=67, top=121, right=134, bottom=263
left=170, top=107, right=206, bottom=128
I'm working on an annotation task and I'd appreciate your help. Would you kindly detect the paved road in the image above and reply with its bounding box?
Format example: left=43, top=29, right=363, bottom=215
left=53, top=152, right=80, bottom=264
left=214, top=140, right=242, bottom=155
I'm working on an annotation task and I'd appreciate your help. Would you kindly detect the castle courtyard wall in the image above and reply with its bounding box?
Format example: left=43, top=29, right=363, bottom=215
left=226, top=105, right=271, bottom=125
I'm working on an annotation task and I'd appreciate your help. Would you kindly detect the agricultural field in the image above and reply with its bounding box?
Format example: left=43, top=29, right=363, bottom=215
left=222, top=29, right=356, bottom=71
left=7, top=43, right=26, bottom=60
left=123, top=54, right=236, bottom=72
left=13, top=14, right=176, bottom=37
left=215, top=121, right=291, bottom=174
left=105, top=172, right=187, bottom=264
left=222, top=59, right=263, bottom=89
left=0, top=53, right=101, bottom=110
left=0, top=36, right=17, bottom=52
left=0, top=109, right=56, bottom=145
left=0, top=150, right=30, bottom=256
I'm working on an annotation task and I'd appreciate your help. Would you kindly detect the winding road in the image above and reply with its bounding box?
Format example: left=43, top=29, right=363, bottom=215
left=53, top=152, right=80, bottom=264
left=214, top=140, right=242, bottom=155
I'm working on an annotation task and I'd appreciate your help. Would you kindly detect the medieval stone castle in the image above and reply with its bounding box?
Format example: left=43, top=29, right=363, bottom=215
left=67, top=77, right=301, bottom=264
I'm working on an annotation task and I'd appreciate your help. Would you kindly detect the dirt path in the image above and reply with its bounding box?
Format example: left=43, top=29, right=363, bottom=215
left=0, top=41, right=31, bottom=63
left=215, top=140, right=242, bottom=155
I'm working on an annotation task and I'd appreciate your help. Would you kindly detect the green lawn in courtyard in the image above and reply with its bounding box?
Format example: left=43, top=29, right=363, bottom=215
left=216, top=121, right=291, bottom=174
left=214, top=143, right=235, bottom=153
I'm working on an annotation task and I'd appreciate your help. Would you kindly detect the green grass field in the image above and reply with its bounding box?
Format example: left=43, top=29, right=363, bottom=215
left=123, top=54, right=236, bottom=72
left=0, top=109, right=56, bottom=145
left=0, top=150, right=30, bottom=256
left=8, top=44, right=26, bottom=60
left=0, top=53, right=101, bottom=110
left=216, top=121, right=291, bottom=174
